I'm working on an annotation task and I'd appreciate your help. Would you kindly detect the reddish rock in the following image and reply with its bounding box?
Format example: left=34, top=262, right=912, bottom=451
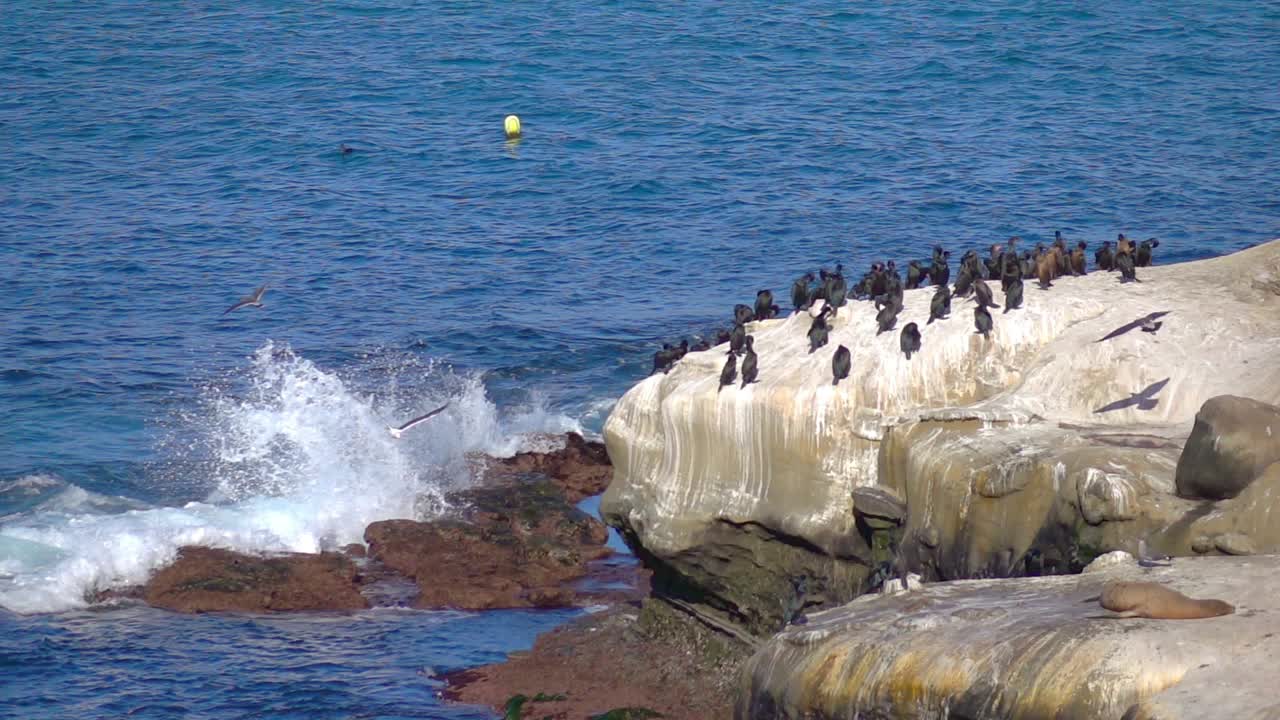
left=492, top=432, right=613, bottom=503
left=144, top=546, right=369, bottom=613
left=365, top=477, right=611, bottom=611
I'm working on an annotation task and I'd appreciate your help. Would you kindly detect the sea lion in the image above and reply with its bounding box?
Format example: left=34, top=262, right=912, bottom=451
left=791, top=273, right=814, bottom=312
left=1020, top=251, right=1035, bottom=279
left=728, top=323, right=747, bottom=356
left=651, top=343, right=675, bottom=375
left=740, top=336, right=758, bottom=388
left=1137, top=238, right=1160, bottom=267
left=928, top=284, right=951, bottom=324
left=718, top=354, right=737, bottom=393
left=1095, top=241, right=1114, bottom=271
left=1053, top=231, right=1070, bottom=277
left=754, top=290, right=775, bottom=321
left=832, top=345, right=851, bottom=386
left=900, top=322, right=921, bottom=359
left=690, top=338, right=711, bottom=352
left=974, top=305, right=992, bottom=339
left=1097, top=581, right=1234, bottom=620
left=1004, top=276, right=1023, bottom=313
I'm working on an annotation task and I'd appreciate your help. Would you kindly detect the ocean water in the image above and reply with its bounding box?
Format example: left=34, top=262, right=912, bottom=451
left=2, top=1, right=1277, bottom=717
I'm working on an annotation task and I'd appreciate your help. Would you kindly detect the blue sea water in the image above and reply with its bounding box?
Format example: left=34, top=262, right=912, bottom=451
left=1, top=1, right=1277, bottom=717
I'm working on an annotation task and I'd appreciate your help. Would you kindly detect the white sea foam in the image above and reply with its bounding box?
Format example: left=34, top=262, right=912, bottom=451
left=0, top=342, right=584, bottom=614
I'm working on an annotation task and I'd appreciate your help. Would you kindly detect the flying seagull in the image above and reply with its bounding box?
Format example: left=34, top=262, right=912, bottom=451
left=388, top=402, right=450, bottom=439
left=223, top=285, right=268, bottom=315
left=1094, top=311, right=1170, bottom=343
left=1093, top=378, right=1170, bottom=414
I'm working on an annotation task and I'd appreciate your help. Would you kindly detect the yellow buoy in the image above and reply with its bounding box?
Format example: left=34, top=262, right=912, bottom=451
left=504, top=114, right=521, bottom=139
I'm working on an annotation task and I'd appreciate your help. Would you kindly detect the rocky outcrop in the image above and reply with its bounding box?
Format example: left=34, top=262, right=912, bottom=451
left=488, top=432, right=614, bottom=503
left=144, top=546, right=368, bottom=613
left=602, top=240, right=1280, bottom=635
left=1175, top=395, right=1280, bottom=500
left=738, top=554, right=1272, bottom=720
left=365, top=476, right=611, bottom=610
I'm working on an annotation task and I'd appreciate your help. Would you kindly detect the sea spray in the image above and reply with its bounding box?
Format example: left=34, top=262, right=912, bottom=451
left=0, top=342, right=583, bottom=614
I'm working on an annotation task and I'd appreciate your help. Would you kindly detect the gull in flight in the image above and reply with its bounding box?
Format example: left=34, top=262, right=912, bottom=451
left=223, top=285, right=268, bottom=315
left=388, top=403, right=450, bottom=439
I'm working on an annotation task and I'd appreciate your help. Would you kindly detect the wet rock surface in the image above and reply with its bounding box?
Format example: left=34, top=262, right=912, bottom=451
left=144, top=546, right=368, bottom=613
left=444, top=599, right=751, bottom=720
left=139, top=434, right=617, bottom=613
left=365, top=476, right=611, bottom=610
left=739, top=555, right=1276, bottom=720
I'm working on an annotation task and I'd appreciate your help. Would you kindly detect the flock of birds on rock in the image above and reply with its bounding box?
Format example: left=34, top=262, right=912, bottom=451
left=649, top=232, right=1162, bottom=390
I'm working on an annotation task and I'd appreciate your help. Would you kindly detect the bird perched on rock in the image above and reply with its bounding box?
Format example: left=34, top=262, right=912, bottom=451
left=832, top=345, right=851, bottom=386
left=754, top=290, right=775, bottom=321
left=905, top=260, right=927, bottom=290
left=651, top=340, right=688, bottom=375
left=973, top=278, right=995, bottom=309
left=808, top=305, right=833, bottom=353
left=930, top=245, right=951, bottom=287
left=1070, top=241, right=1088, bottom=276
left=740, top=336, right=758, bottom=387
left=975, top=305, right=993, bottom=339
left=928, top=284, right=951, bottom=324
left=733, top=304, right=755, bottom=326
left=985, top=244, right=1003, bottom=280
left=1004, top=276, right=1023, bottom=313
left=1036, top=249, right=1056, bottom=289
left=952, top=264, right=975, bottom=298
left=900, top=323, right=921, bottom=359
left=875, top=302, right=899, bottom=335
left=729, top=323, right=747, bottom=355
left=1137, top=238, right=1160, bottom=267
left=791, top=273, right=814, bottom=312
left=1116, top=247, right=1138, bottom=283
left=718, top=354, right=737, bottom=393
left=1095, top=241, right=1114, bottom=271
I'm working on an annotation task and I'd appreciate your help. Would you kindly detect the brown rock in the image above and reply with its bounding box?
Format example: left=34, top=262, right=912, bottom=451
left=493, top=432, right=613, bottom=503
left=364, top=477, right=611, bottom=611
left=144, top=546, right=368, bottom=613
left=1175, top=395, right=1280, bottom=500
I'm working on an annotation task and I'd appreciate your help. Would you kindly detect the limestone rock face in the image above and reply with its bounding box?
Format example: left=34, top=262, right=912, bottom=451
left=739, top=555, right=1272, bottom=720
left=1175, top=395, right=1280, bottom=500
left=602, top=240, right=1280, bottom=634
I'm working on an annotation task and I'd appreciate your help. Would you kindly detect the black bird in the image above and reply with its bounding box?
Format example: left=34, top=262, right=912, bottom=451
left=718, top=354, right=737, bottom=393
left=928, top=284, right=951, bottom=324
left=1000, top=250, right=1023, bottom=291
left=671, top=339, right=688, bottom=362
left=754, top=290, right=775, bottom=321
left=1095, top=241, right=1115, bottom=271
left=868, top=262, right=888, bottom=298
left=1021, top=251, right=1035, bottom=279
left=832, top=345, right=851, bottom=386
left=339, top=144, right=355, bottom=155
left=1095, top=311, right=1171, bottom=342
left=651, top=343, right=675, bottom=375
left=740, top=336, right=758, bottom=388
left=1003, top=276, right=1023, bottom=313
left=973, top=278, right=995, bottom=309
left=827, top=273, right=848, bottom=316
left=734, top=304, right=755, bottom=325
left=1137, top=238, right=1160, bottom=267
left=905, top=261, right=926, bottom=290
left=807, top=306, right=833, bottom=353
left=985, top=244, right=1003, bottom=279
left=900, top=323, right=921, bottom=359
left=223, top=284, right=267, bottom=315
left=791, top=273, right=814, bottom=312
left=930, top=246, right=951, bottom=286
left=974, top=305, right=993, bottom=338
left=960, top=249, right=983, bottom=280
left=952, top=265, right=975, bottom=298
left=1116, top=249, right=1138, bottom=283
left=1070, top=241, right=1087, bottom=276
left=1053, top=232, right=1070, bottom=277
left=1093, top=378, right=1170, bottom=413
left=728, top=323, right=747, bottom=356
left=875, top=302, right=899, bottom=335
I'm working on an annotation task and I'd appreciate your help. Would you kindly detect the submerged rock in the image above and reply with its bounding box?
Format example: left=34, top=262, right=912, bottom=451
left=1175, top=395, right=1280, bottom=500
left=602, top=240, right=1280, bottom=635
left=144, top=546, right=368, bottom=613
left=738, top=555, right=1271, bottom=719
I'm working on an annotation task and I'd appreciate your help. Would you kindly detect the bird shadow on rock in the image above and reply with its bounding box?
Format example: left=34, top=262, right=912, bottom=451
left=1093, top=378, right=1171, bottom=414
